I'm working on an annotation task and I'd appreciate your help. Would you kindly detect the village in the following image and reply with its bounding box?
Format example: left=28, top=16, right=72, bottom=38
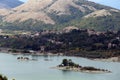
left=0, top=27, right=120, bottom=59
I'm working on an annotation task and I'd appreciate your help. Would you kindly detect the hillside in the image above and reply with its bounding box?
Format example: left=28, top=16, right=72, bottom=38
left=0, top=0, right=120, bottom=31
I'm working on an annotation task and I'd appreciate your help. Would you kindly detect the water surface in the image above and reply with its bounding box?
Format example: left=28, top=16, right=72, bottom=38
left=0, top=53, right=119, bottom=80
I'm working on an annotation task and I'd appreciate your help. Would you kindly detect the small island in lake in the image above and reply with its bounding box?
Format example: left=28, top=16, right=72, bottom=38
left=54, top=59, right=111, bottom=73
left=17, top=57, right=37, bottom=61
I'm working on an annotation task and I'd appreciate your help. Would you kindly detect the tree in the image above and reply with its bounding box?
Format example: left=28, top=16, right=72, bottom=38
left=62, top=59, right=68, bottom=66
left=0, top=74, right=8, bottom=80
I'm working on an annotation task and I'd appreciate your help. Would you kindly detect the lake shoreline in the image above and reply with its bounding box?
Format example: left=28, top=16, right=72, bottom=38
left=91, top=57, right=120, bottom=62
left=0, top=48, right=63, bottom=56
left=0, top=48, right=120, bottom=62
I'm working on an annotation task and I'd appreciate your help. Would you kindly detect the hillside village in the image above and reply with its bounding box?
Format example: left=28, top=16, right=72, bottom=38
left=0, top=27, right=120, bottom=58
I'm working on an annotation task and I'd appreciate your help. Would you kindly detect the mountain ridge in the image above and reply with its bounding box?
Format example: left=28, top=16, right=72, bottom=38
left=0, top=0, right=120, bottom=31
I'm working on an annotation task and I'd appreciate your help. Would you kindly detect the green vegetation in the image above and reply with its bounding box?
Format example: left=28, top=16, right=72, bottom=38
left=0, top=19, right=54, bottom=31
left=58, top=59, right=111, bottom=72
left=0, top=29, right=120, bottom=58
left=8, top=49, right=30, bottom=53
left=0, top=74, right=8, bottom=80
left=0, top=0, right=119, bottom=31
left=1, top=11, right=120, bottom=31
left=75, top=0, right=111, bottom=10
left=59, top=59, right=80, bottom=67
left=77, top=13, right=120, bottom=31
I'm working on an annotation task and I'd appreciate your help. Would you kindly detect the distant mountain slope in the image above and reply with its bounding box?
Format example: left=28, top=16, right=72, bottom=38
left=0, top=0, right=120, bottom=31
left=0, top=0, right=23, bottom=9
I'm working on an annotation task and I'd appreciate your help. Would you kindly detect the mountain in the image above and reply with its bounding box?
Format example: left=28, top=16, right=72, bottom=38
left=0, top=0, right=120, bottom=31
left=0, top=0, right=23, bottom=9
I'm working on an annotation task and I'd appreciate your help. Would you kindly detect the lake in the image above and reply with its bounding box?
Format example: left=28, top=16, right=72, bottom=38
left=0, top=53, right=120, bottom=80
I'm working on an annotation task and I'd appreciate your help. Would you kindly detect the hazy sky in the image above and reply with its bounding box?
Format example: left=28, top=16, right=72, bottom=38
left=19, top=0, right=120, bottom=10
left=88, top=0, right=120, bottom=9
left=20, top=0, right=27, bottom=2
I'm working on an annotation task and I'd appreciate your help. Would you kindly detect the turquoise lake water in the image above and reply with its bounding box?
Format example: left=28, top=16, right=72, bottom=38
left=0, top=53, right=120, bottom=80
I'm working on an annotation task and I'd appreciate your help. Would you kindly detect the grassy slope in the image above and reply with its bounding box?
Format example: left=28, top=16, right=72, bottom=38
left=0, top=1, right=120, bottom=31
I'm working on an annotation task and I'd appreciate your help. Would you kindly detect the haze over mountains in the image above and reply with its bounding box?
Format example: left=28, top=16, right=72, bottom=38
left=0, top=0, right=120, bottom=31
left=0, top=0, right=23, bottom=9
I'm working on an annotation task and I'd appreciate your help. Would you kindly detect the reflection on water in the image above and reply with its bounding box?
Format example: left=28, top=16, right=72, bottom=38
left=0, top=53, right=119, bottom=80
